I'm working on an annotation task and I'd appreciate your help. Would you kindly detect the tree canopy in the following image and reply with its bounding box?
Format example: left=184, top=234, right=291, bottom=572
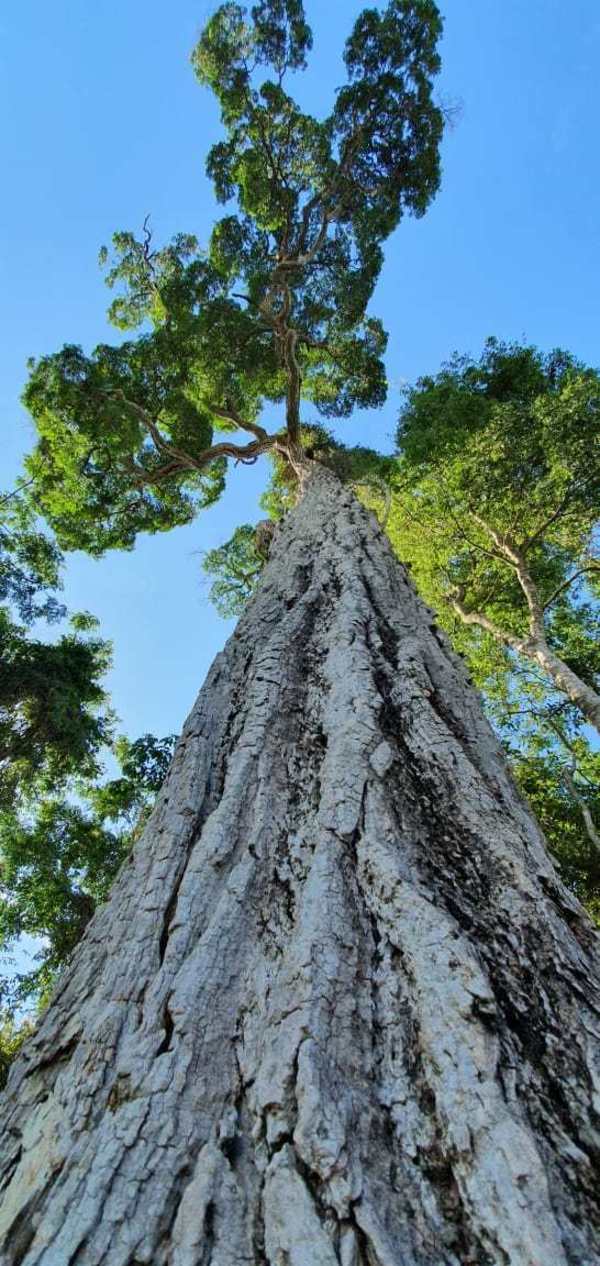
left=0, top=492, right=112, bottom=810
left=0, top=484, right=177, bottom=1012
left=22, top=0, right=444, bottom=553
left=390, top=339, right=600, bottom=729
left=386, top=338, right=600, bottom=914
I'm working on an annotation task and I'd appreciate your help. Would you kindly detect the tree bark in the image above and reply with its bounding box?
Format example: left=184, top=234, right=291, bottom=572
left=531, top=643, right=600, bottom=736
left=1, top=469, right=599, bottom=1266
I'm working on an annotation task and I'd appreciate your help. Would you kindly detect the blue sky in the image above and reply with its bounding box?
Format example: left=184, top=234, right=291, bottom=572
left=1, top=0, right=599, bottom=746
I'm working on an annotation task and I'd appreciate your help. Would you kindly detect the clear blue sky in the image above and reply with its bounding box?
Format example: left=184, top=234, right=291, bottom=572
left=1, top=0, right=599, bottom=745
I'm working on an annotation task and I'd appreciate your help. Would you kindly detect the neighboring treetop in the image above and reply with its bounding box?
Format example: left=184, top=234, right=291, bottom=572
left=394, top=339, right=600, bottom=650
left=22, top=0, right=444, bottom=555
left=390, top=336, right=600, bottom=744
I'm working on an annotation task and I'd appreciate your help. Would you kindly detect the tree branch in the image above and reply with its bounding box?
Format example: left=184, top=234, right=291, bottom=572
left=468, top=511, right=545, bottom=639
left=448, top=588, right=525, bottom=654
left=543, top=562, right=600, bottom=612
left=0, top=478, right=36, bottom=508
left=283, top=328, right=302, bottom=445
left=208, top=402, right=271, bottom=444
left=562, top=766, right=600, bottom=853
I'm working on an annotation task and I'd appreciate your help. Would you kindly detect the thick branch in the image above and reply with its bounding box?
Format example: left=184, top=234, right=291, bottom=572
left=449, top=587, right=600, bottom=735
left=449, top=590, right=525, bottom=654
left=208, top=402, right=271, bottom=444
left=277, top=210, right=331, bottom=271
left=135, top=437, right=275, bottom=484
left=104, top=388, right=277, bottom=478
left=468, top=512, right=545, bottom=639
left=284, top=329, right=302, bottom=446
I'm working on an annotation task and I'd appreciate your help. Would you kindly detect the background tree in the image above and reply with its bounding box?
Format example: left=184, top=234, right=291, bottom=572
left=386, top=338, right=600, bottom=912
left=0, top=489, right=176, bottom=1024
left=392, top=339, right=600, bottom=731
left=0, top=491, right=112, bottom=810
left=2, top=5, right=600, bottom=1263
left=0, top=733, right=176, bottom=1013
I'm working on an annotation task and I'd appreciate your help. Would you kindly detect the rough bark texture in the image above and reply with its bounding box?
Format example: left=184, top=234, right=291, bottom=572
left=1, top=469, right=599, bottom=1266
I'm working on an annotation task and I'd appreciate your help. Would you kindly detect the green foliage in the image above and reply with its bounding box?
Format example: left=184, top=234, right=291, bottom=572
left=0, top=497, right=113, bottom=809
left=202, top=525, right=264, bottom=618
left=392, top=339, right=600, bottom=692
left=0, top=492, right=65, bottom=625
left=389, top=338, right=600, bottom=918
left=194, top=0, right=442, bottom=236
left=0, top=1012, right=34, bottom=1090
left=24, top=332, right=226, bottom=555
left=23, top=0, right=444, bottom=554
left=512, top=742, right=600, bottom=921
left=87, top=733, right=176, bottom=825
left=0, top=733, right=176, bottom=1010
left=0, top=628, right=112, bottom=809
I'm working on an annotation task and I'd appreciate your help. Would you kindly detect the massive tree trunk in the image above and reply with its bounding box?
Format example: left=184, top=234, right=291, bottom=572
left=1, top=469, right=599, bottom=1266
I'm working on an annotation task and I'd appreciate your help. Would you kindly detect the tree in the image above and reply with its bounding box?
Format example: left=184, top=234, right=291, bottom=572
left=392, top=340, right=600, bottom=732
left=1, top=5, right=600, bottom=1263
left=0, top=491, right=175, bottom=1017
left=0, top=733, right=176, bottom=1012
left=387, top=339, right=600, bottom=912
left=22, top=0, right=442, bottom=552
left=0, top=492, right=113, bottom=810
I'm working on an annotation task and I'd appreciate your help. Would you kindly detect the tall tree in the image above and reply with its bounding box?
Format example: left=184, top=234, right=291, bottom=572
left=392, top=340, right=600, bottom=732
left=387, top=339, right=600, bottom=912
left=1, top=5, right=600, bottom=1263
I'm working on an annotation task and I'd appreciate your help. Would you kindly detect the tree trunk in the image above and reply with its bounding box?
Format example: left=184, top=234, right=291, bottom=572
left=1, top=469, right=599, bottom=1266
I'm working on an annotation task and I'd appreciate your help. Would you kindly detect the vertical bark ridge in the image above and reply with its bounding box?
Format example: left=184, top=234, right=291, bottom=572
left=0, top=468, right=599, bottom=1265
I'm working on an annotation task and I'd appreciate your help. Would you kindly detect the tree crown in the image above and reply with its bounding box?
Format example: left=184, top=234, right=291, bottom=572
left=23, top=0, right=444, bottom=554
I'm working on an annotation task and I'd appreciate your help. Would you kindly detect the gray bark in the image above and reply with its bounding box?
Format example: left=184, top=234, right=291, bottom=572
left=532, top=643, right=600, bottom=737
left=1, top=468, right=599, bottom=1266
